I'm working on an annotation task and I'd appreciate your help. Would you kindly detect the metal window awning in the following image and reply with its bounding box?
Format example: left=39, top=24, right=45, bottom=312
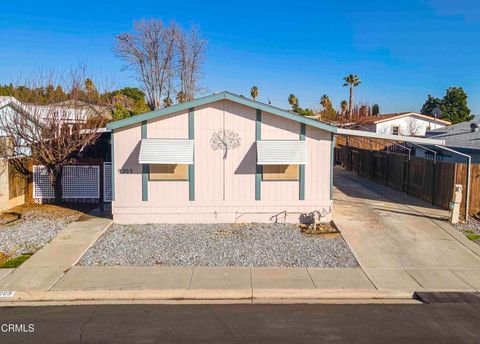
left=257, top=140, right=308, bottom=165
left=138, top=139, right=194, bottom=164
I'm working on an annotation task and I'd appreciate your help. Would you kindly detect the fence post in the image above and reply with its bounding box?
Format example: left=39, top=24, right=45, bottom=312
left=348, top=148, right=352, bottom=171
left=370, top=150, right=374, bottom=179
left=357, top=151, right=360, bottom=175
left=406, top=157, right=410, bottom=195
left=99, top=160, right=104, bottom=212
left=431, top=160, right=436, bottom=205
left=384, top=150, right=389, bottom=186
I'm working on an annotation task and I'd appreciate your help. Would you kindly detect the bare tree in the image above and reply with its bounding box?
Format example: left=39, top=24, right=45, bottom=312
left=115, top=20, right=178, bottom=110
left=0, top=68, right=108, bottom=202
left=176, top=26, right=206, bottom=102
left=403, top=118, right=423, bottom=136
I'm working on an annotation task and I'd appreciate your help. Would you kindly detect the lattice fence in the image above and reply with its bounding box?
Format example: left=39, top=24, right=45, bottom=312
left=103, top=162, right=112, bottom=202
left=33, top=165, right=100, bottom=201
left=33, top=165, right=55, bottom=199
left=62, top=165, right=99, bottom=199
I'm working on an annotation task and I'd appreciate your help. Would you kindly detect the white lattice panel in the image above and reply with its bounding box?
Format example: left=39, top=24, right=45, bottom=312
left=103, top=162, right=112, bottom=202
left=62, top=165, right=100, bottom=199
left=33, top=165, right=55, bottom=199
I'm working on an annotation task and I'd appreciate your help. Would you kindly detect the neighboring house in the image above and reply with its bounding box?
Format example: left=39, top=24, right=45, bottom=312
left=415, top=120, right=480, bottom=163
left=0, top=97, right=31, bottom=211
left=347, top=112, right=450, bottom=137
left=0, top=96, right=111, bottom=210
left=106, top=91, right=336, bottom=224
left=26, top=99, right=111, bottom=127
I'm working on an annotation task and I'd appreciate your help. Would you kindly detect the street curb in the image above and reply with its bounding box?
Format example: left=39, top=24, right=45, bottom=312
left=0, top=288, right=415, bottom=305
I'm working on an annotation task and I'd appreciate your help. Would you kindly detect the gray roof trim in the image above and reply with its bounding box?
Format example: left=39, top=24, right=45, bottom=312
left=106, top=91, right=337, bottom=133
left=336, top=128, right=446, bottom=145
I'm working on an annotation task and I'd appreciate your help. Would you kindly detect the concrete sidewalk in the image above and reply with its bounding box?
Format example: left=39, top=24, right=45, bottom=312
left=1, top=265, right=417, bottom=304
left=0, top=214, right=112, bottom=291
left=49, top=266, right=376, bottom=291
left=333, top=167, right=480, bottom=292
left=2, top=168, right=480, bottom=304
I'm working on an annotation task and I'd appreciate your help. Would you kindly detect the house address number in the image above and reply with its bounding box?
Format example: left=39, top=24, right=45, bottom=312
left=118, top=168, right=133, bottom=174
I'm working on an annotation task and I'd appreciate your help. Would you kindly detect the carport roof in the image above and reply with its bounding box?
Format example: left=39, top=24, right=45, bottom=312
left=336, top=128, right=445, bottom=146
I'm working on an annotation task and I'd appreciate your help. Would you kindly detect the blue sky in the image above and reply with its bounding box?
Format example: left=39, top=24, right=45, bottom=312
left=0, top=0, right=479, bottom=114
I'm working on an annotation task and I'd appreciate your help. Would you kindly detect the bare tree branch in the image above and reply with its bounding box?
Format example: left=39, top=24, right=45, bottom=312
left=115, top=19, right=206, bottom=108
left=0, top=67, right=109, bottom=202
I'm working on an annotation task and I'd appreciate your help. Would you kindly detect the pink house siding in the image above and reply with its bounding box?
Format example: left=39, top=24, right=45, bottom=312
left=305, top=127, right=331, bottom=201
left=147, top=111, right=190, bottom=202
left=112, top=99, right=333, bottom=224
left=113, top=124, right=142, bottom=204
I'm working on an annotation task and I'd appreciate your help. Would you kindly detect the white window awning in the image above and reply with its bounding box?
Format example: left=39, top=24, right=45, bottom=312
left=138, top=139, right=194, bottom=164
left=257, top=140, right=308, bottom=165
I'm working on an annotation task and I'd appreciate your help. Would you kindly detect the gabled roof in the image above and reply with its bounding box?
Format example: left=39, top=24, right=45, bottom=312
left=0, top=96, right=35, bottom=119
left=426, top=120, right=480, bottom=150
left=106, top=91, right=338, bottom=133
left=354, top=112, right=451, bottom=126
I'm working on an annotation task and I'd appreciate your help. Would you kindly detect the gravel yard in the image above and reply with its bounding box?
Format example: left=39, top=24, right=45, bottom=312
left=0, top=204, right=82, bottom=258
left=79, top=223, right=358, bottom=268
left=454, top=216, right=480, bottom=245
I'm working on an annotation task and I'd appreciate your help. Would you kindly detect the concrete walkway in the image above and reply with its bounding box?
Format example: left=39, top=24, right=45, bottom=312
left=2, top=169, right=480, bottom=304
left=0, top=214, right=112, bottom=291
left=50, top=266, right=376, bottom=291
left=333, top=167, right=480, bottom=292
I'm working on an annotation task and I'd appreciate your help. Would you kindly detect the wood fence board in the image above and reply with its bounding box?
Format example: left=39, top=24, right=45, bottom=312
left=336, top=144, right=480, bottom=216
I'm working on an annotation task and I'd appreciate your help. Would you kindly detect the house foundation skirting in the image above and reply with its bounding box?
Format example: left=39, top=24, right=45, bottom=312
left=112, top=202, right=333, bottom=224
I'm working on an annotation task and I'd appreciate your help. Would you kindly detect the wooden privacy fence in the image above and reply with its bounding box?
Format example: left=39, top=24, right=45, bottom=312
left=336, top=135, right=410, bottom=153
left=335, top=145, right=480, bottom=216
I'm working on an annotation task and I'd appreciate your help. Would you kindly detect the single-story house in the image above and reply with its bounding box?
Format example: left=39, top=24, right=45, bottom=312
left=416, top=120, right=480, bottom=163
left=0, top=96, right=32, bottom=210
left=347, top=112, right=450, bottom=137
left=106, top=91, right=337, bottom=224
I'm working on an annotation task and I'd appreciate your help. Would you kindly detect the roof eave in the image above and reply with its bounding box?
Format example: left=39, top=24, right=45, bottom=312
left=373, top=113, right=451, bottom=125
left=106, top=91, right=337, bottom=133
left=336, top=128, right=446, bottom=145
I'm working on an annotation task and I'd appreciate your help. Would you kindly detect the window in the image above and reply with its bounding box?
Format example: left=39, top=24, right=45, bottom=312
left=262, top=165, right=299, bottom=181
left=392, top=125, right=400, bottom=135
left=149, top=164, right=188, bottom=181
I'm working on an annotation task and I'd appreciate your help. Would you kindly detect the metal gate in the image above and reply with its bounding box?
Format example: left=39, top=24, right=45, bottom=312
left=103, top=162, right=112, bottom=202
left=33, top=165, right=54, bottom=199
left=33, top=165, right=100, bottom=201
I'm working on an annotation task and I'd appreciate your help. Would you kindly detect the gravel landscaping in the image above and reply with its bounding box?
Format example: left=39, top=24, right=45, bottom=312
left=0, top=204, right=82, bottom=258
left=79, top=223, right=358, bottom=268
left=454, top=216, right=480, bottom=245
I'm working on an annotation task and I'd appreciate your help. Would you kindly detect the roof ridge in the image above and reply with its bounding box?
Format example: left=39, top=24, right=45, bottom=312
left=106, top=91, right=337, bottom=133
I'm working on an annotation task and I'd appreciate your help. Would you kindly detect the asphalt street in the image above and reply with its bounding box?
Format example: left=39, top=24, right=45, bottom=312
left=0, top=303, right=479, bottom=343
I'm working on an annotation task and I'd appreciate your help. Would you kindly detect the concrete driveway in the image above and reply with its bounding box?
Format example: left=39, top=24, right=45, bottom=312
left=333, top=167, right=480, bottom=291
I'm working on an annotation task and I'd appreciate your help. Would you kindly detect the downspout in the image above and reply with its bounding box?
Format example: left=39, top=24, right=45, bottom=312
left=434, top=145, right=471, bottom=220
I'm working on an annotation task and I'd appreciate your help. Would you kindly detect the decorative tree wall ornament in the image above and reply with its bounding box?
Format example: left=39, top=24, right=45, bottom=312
left=210, top=129, right=241, bottom=159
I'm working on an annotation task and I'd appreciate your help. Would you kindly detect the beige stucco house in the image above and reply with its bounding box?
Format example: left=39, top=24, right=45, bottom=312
left=106, top=91, right=337, bottom=224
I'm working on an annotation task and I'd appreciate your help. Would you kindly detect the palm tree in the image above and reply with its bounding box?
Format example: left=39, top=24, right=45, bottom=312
left=320, top=94, right=331, bottom=109
left=288, top=94, right=299, bottom=111
left=176, top=91, right=186, bottom=103
left=343, top=74, right=361, bottom=120
left=340, top=100, right=348, bottom=118
left=163, top=96, right=173, bottom=107
left=250, top=86, right=259, bottom=101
